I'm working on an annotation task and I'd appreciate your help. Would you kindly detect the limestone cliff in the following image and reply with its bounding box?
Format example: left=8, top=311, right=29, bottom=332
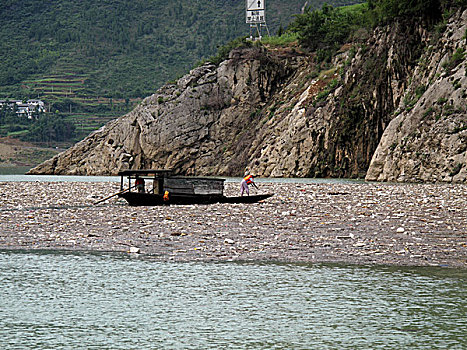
left=28, top=47, right=300, bottom=176
left=366, top=9, right=467, bottom=183
left=28, top=9, right=467, bottom=183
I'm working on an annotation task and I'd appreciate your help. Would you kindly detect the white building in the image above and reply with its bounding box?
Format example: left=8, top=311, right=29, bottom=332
left=0, top=99, right=45, bottom=118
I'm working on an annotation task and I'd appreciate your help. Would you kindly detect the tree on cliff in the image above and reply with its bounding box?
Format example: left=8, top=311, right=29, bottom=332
left=289, top=0, right=466, bottom=61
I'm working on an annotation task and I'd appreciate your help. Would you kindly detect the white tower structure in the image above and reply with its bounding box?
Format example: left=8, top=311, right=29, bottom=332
left=246, top=0, right=270, bottom=40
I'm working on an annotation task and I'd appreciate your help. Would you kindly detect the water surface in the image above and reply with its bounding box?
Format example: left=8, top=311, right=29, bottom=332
left=0, top=173, right=363, bottom=184
left=1, top=251, right=465, bottom=349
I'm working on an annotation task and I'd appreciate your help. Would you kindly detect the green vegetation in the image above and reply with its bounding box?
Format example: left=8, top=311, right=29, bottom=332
left=437, top=97, right=448, bottom=104
left=400, top=84, right=428, bottom=111
left=314, top=77, right=340, bottom=105
left=367, top=0, right=441, bottom=22
left=288, top=2, right=368, bottom=61
left=423, top=107, right=435, bottom=119
left=24, top=114, right=76, bottom=143
left=286, top=0, right=464, bottom=63
left=1, top=0, right=361, bottom=145
left=0, top=107, right=76, bottom=144
left=0, top=0, right=332, bottom=100
left=203, top=37, right=253, bottom=66
left=443, top=48, right=466, bottom=72
left=260, top=32, right=299, bottom=46
left=2, top=0, right=465, bottom=147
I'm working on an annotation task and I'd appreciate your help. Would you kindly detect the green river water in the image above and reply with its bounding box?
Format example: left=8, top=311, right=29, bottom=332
left=0, top=250, right=465, bottom=349
left=0, top=171, right=465, bottom=349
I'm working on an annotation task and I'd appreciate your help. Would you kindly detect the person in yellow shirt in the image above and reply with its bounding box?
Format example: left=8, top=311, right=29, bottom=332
left=240, top=174, right=258, bottom=196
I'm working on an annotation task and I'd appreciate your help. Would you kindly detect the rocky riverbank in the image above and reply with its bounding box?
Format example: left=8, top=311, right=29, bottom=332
left=0, top=181, right=465, bottom=268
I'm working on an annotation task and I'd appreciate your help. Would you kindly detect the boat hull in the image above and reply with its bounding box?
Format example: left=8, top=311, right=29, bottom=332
left=118, top=192, right=273, bottom=206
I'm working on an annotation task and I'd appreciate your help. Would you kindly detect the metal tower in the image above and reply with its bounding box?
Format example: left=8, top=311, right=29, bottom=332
left=246, top=0, right=270, bottom=40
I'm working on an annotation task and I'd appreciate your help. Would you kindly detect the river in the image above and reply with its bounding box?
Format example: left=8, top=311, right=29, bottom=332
left=1, top=169, right=465, bottom=348
left=0, top=250, right=465, bottom=349
left=0, top=165, right=365, bottom=183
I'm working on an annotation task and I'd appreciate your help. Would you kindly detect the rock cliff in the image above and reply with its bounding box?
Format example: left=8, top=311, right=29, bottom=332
left=28, top=9, right=467, bottom=183
left=366, top=9, right=467, bottom=183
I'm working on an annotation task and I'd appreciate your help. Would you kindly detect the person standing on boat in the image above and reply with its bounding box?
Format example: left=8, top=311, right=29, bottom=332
left=240, top=173, right=258, bottom=196
left=135, top=177, right=145, bottom=193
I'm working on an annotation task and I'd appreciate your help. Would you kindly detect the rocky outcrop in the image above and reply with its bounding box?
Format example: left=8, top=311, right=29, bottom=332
left=366, top=9, right=467, bottom=183
left=28, top=9, right=467, bottom=183
left=29, top=48, right=300, bottom=176
left=247, top=19, right=427, bottom=178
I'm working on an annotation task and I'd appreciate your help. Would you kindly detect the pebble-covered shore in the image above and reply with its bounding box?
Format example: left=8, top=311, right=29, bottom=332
left=0, top=181, right=466, bottom=268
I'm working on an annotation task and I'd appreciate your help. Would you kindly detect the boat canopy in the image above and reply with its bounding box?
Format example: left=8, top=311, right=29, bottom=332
left=118, top=169, right=225, bottom=196
left=118, top=169, right=173, bottom=178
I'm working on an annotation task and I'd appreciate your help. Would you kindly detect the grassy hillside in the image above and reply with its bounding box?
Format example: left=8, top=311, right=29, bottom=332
left=0, top=0, right=363, bottom=143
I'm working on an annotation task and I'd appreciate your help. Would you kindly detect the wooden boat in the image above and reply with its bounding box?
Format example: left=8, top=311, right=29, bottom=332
left=117, top=170, right=273, bottom=206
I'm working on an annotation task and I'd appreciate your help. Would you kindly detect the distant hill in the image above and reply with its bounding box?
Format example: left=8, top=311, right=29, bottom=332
left=27, top=0, right=467, bottom=184
left=0, top=0, right=362, bottom=144
left=0, top=0, right=362, bottom=101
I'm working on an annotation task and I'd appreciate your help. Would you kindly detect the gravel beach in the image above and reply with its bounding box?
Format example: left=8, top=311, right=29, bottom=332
left=0, top=181, right=466, bottom=268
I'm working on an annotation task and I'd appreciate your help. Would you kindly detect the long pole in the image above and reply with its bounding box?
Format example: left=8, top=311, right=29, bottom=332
left=93, top=185, right=136, bottom=205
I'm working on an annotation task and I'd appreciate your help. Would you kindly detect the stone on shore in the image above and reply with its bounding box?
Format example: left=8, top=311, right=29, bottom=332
left=0, top=181, right=465, bottom=268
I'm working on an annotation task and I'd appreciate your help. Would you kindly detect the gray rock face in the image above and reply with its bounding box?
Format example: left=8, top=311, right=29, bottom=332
left=29, top=10, right=467, bottom=183
left=366, top=9, right=467, bottom=183
left=29, top=48, right=297, bottom=176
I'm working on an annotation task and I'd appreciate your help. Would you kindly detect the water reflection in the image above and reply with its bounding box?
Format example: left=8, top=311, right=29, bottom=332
left=0, top=250, right=465, bottom=349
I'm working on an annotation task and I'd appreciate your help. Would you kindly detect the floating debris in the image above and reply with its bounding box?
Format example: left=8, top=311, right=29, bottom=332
left=0, top=181, right=465, bottom=267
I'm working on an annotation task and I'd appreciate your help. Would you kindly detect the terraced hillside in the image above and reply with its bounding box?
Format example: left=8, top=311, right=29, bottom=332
left=21, top=61, right=141, bottom=141
left=0, top=0, right=363, bottom=145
